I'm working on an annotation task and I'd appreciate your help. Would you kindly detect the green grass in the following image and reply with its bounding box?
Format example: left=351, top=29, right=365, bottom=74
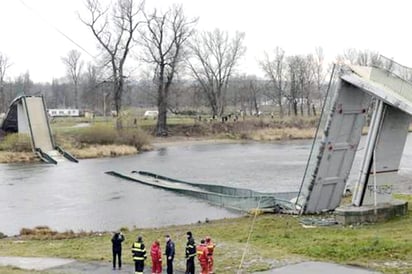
left=1, top=195, right=411, bottom=273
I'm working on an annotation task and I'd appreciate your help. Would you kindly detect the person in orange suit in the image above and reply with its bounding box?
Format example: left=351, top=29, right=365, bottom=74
left=196, top=239, right=209, bottom=274
left=205, top=236, right=216, bottom=274
left=150, top=239, right=162, bottom=274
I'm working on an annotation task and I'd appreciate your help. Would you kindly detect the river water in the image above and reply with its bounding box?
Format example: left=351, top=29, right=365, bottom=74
left=1, top=137, right=412, bottom=236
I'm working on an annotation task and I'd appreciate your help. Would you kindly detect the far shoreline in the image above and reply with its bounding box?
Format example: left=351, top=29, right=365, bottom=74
left=0, top=131, right=316, bottom=164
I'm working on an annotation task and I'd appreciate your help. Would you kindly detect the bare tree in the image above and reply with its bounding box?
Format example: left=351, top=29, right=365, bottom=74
left=0, top=52, right=11, bottom=112
left=357, top=50, right=381, bottom=66
left=81, top=62, right=103, bottom=112
left=227, top=76, right=246, bottom=114
left=165, top=80, right=197, bottom=114
left=15, top=71, right=33, bottom=96
left=51, top=78, right=70, bottom=108
left=337, top=48, right=381, bottom=67
left=140, top=5, right=197, bottom=136
left=300, top=55, right=316, bottom=116
left=229, top=74, right=262, bottom=115
left=337, top=48, right=358, bottom=65
left=259, top=47, right=287, bottom=117
left=81, top=0, right=144, bottom=128
left=313, top=47, right=325, bottom=114
left=285, top=55, right=316, bottom=117
left=286, top=56, right=300, bottom=116
left=62, top=50, right=83, bottom=108
left=188, top=29, right=246, bottom=117
left=246, top=76, right=262, bottom=115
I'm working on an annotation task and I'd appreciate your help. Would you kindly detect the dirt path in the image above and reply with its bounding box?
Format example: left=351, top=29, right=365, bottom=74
left=0, top=256, right=184, bottom=274
left=0, top=257, right=382, bottom=274
left=48, top=260, right=185, bottom=274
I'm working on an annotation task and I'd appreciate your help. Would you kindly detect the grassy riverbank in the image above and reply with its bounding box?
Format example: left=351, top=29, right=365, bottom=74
left=0, top=194, right=411, bottom=274
left=0, top=116, right=317, bottom=163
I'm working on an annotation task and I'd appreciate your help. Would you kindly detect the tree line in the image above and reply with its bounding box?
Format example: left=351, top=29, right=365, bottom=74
left=0, top=0, right=386, bottom=136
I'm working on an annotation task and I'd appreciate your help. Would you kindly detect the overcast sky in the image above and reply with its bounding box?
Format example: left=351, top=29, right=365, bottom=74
left=1, top=0, right=412, bottom=82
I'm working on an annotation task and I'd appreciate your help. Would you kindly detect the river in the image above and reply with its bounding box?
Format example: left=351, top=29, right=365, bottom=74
left=1, top=137, right=411, bottom=236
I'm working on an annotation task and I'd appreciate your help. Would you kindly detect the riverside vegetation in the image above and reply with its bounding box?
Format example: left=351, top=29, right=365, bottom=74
left=0, top=195, right=410, bottom=274
left=0, top=114, right=317, bottom=163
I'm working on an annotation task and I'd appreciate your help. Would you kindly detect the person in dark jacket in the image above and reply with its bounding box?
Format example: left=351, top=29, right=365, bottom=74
left=185, top=231, right=196, bottom=274
left=165, top=234, right=175, bottom=274
left=132, top=235, right=147, bottom=274
left=111, top=231, right=124, bottom=269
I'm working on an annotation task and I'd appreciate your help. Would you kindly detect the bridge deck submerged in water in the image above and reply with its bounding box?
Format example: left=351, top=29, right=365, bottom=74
left=106, top=170, right=298, bottom=212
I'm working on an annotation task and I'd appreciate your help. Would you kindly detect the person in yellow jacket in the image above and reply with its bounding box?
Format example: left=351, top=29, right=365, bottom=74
left=132, top=235, right=147, bottom=274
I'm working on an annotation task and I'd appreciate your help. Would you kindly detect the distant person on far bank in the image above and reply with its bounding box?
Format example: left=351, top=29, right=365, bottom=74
left=165, top=234, right=175, bottom=274
left=111, top=231, right=124, bottom=270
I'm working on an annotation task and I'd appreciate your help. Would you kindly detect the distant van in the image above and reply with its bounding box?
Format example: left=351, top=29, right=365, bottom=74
left=143, top=110, right=158, bottom=119
left=48, top=109, right=80, bottom=117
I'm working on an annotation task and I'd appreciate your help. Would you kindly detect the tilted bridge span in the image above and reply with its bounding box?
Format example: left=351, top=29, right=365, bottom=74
left=1, top=95, right=77, bottom=164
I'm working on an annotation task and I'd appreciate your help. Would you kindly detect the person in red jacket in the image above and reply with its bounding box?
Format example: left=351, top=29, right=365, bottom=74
left=205, top=236, right=216, bottom=274
left=150, top=239, right=162, bottom=274
left=196, top=239, right=209, bottom=274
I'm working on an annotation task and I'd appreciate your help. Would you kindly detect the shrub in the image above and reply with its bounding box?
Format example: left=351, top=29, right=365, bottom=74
left=168, top=123, right=209, bottom=137
left=0, top=133, right=32, bottom=152
left=119, top=227, right=129, bottom=233
left=177, top=110, right=198, bottom=116
left=19, top=226, right=97, bottom=240
left=74, top=124, right=118, bottom=145
left=69, top=124, right=150, bottom=150
left=0, top=231, right=7, bottom=239
left=116, top=128, right=151, bottom=150
left=19, top=226, right=57, bottom=237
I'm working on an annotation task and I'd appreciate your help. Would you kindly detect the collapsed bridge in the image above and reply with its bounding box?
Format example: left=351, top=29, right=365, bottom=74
left=297, top=57, right=412, bottom=214
left=109, top=57, right=412, bottom=216
left=0, top=95, right=77, bottom=164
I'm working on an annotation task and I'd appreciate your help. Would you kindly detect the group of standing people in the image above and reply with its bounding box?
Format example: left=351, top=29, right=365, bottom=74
left=111, top=230, right=215, bottom=274
left=193, top=234, right=215, bottom=274
left=130, top=234, right=176, bottom=274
